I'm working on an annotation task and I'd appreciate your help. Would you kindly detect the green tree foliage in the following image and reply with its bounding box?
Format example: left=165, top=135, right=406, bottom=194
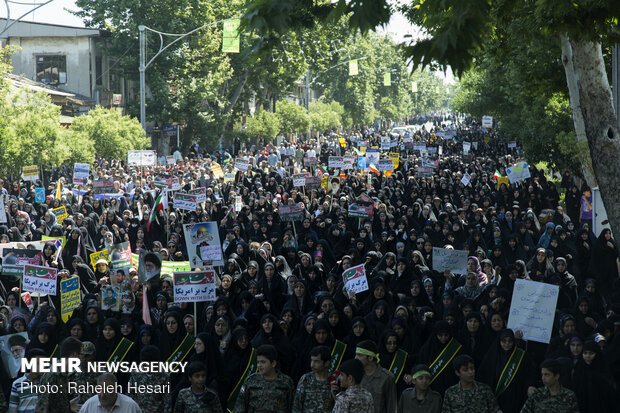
left=245, top=110, right=280, bottom=142
left=276, top=99, right=310, bottom=136
left=70, top=107, right=149, bottom=160
left=309, top=100, right=342, bottom=132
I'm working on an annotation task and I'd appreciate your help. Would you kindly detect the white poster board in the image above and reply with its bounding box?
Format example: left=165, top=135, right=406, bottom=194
left=506, top=162, right=531, bottom=183
left=127, top=150, right=156, bottom=166
left=173, top=270, right=216, bottom=302
left=432, top=248, right=468, bottom=274
left=507, top=279, right=559, bottom=343
left=72, top=163, right=90, bottom=185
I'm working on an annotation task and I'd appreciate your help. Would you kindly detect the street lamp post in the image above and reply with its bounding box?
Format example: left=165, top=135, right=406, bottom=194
left=138, top=17, right=239, bottom=131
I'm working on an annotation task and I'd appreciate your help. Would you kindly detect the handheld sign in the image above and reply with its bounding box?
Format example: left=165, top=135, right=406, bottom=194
left=173, top=270, right=216, bottom=302
left=342, top=264, right=369, bottom=295
left=60, top=276, right=81, bottom=323
left=23, top=265, right=57, bottom=296
left=507, top=279, right=559, bottom=343
left=432, top=248, right=468, bottom=274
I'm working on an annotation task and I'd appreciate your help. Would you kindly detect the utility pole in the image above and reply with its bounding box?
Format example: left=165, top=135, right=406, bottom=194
left=139, top=25, right=147, bottom=131
left=612, top=45, right=620, bottom=130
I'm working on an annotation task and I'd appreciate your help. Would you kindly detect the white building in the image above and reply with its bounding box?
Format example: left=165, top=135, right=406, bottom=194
left=0, top=18, right=128, bottom=112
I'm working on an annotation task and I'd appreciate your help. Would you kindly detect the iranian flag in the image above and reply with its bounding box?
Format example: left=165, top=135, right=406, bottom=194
left=147, top=189, right=167, bottom=231
left=368, top=163, right=380, bottom=174
left=493, top=170, right=501, bottom=180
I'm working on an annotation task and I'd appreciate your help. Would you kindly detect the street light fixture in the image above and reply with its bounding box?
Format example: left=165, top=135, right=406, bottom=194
left=138, top=17, right=240, bottom=131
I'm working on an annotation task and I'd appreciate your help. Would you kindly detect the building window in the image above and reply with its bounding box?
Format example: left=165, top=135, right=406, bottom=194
left=36, top=55, right=67, bottom=85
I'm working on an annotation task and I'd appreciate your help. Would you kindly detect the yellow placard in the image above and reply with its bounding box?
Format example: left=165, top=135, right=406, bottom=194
left=42, top=235, right=66, bottom=249
left=90, top=249, right=109, bottom=268
left=496, top=176, right=510, bottom=190
left=22, top=165, right=39, bottom=179
left=321, top=176, right=329, bottom=189
left=389, top=152, right=399, bottom=169
left=60, top=276, right=81, bottom=323
left=211, top=163, right=224, bottom=179
left=51, top=206, right=68, bottom=224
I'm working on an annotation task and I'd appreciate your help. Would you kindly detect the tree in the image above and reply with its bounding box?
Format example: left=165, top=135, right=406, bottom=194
left=309, top=100, right=342, bottom=132
left=242, top=0, right=620, bottom=238
left=70, top=107, right=149, bottom=160
left=245, top=110, right=280, bottom=142
left=276, top=99, right=310, bottom=136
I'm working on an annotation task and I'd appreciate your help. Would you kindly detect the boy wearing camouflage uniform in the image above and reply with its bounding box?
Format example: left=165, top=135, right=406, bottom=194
left=174, top=361, right=222, bottom=413
left=292, top=345, right=334, bottom=413
left=234, top=344, right=294, bottom=413
left=443, top=355, right=500, bottom=413
left=331, top=359, right=374, bottom=413
left=520, top=359, right=579, bottom=413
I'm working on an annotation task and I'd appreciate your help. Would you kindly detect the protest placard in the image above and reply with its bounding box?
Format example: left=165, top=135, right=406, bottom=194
left=22, top=165, right=39, bottom=181
left=188, top=187, right=207, bottom=203
left=0, top=332, right=29, bottom=378
left=0, top=238, right=62, bottom=260
left=73, top=163, right=90, bottom=185
left=508, top=142, right=517, bottom=148
left=461, top=173, right=472, bottom=186
left=35, top=187, right=45, bottom=203
left=224, top=173, right=235, bottom=182
left=173, top=193, right=197, bottom=211
left=342, top=264, right=369, bottom=295
left=23, top=265, right=57, bottom=295
left=303, top=157, right=318, bottom=166
left=365, top=149, right=380, bottom=166
left=388, top=152, right=399, bottom=168
left=51, top=206, right=68, bottom=224
left=279, top=203, right=305, bottom=222
left=93, top=179, right=115, bottom=194
left=108, top=242, right=133, bottom=270
left=347, top=204, right=374, bottom=219
left=131, top=253, right=191, bottom=275
left=127, top=150, right=156, bottom=166
left=292, top=173, right=308, bottom=187
left=463, top=142, right=471, bottom=153
left=183, top=222, right=223, bottom=267
left=342, top=156, right=356, bottom=170
left=211, top=163, right=224, bottom=179
left=235, top=159, right=250, bottom=171
left=378, top=159, right=394, bottom=171
left=507, top=279, right=559, bottom=343
left=305, top=176, right=322, bottom=189
left=90, top=249, right=109, bottom=268
left=413, top=143, right=427, bottom=152
left=173, top=270, right=216, bottom=302
left=101, top=286, right=120, bottom=311
left=60, top=276, right=81, bottom=323
left=328, top=156, right=344, bottom=168
left=506, top=162, right=531, bottom=183
left=1, top=248, right=43, bottom=277
left=432, top=248, right=468, bottom=274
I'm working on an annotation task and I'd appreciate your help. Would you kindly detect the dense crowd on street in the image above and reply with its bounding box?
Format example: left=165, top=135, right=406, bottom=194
left=0, top=115, right=618, bottom=412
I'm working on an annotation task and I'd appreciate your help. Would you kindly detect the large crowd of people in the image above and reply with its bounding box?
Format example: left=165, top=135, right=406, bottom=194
left=0, top=115, right=618, bottom=412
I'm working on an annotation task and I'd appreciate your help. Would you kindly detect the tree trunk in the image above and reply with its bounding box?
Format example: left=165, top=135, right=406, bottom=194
left=559, top=35, right=597, bottom=186
left=565, top=39, right=620, bottom=236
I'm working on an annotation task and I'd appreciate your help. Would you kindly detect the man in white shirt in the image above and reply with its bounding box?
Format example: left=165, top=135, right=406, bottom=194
left=79, top=373, right=141, bottom=413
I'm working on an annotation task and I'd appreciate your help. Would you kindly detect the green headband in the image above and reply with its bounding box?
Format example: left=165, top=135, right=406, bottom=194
left=412, top=370, right=431, bottom=380
left=356, top=347, right=379, bottom=361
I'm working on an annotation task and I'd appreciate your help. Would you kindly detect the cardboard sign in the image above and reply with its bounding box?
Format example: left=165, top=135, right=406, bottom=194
left=328, top=156, right=344, bottom=168
left=0, top=197, right=6, bottom=223
left=211, top=163, right=224, bottom=179
left=507, top=279, right=559, bottom=343
left=461, top=173, right=472, bottom=186
left=1, top=248, right=43, bottom=277
left=60, top=276, right=81, bottom=323
left=183, top=222, right=223, bottom=267
left=378, top=159, right=394, bottom=171
left=342, top=264, right=369, bottom=295
left=73, top=163, right=90, bottom=185
left=127, top=150, right=156, bottom=166
left=173, top=193, right=197, bottom=211
left=93, top=179, right=115, bottom=194
left=224, top=173, right=235, bottom=182
left=347, top=204, right=374, bottom=219
left=51, top=206, right=68, bottom=224
left=293, top=173, right=308, bottom=187
left=166, top=156, right=176, bottom=165
left=22, top=165, right=39, bottom=181
left=108, top=242, right=133, bottom=270
left=188, top=187, right=207, bottom=203
left=482, top=115, right=493, bottom=128
left=235, top=159, right=250, bottom=171
left=279, top=203, right=305, bottom=222
left=23, top=265, right=57, bottom=295
left=173, top=270, right=216, bottom=302
left=506, top=162, right=531, bottom=183
left=342, top=156, right=356, bottom=170
left=305, top=176, right=322, bottom=189
left=303, top=157, right=318, bottom=166
left=35, top=187, right=45, bottom=203
left=90, top=249, right=109, bottom=268
left=432, top=248, right=468, bottom=274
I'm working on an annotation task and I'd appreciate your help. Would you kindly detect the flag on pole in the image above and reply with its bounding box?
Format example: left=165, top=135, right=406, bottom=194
left=222, top=19, right=240, bottom=53
left=493, top=170, right=501, bottom=179
left=142, top=285, right=152, bottom=325
left=349, top=60, right=358, bottom=76
left=147, top=189, right=167, bottom=232
left=383, top=72, right=391, bottom=86
left=55, top=179, right=63, bottom=200
left=368, top=163, right=380, bottom=174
